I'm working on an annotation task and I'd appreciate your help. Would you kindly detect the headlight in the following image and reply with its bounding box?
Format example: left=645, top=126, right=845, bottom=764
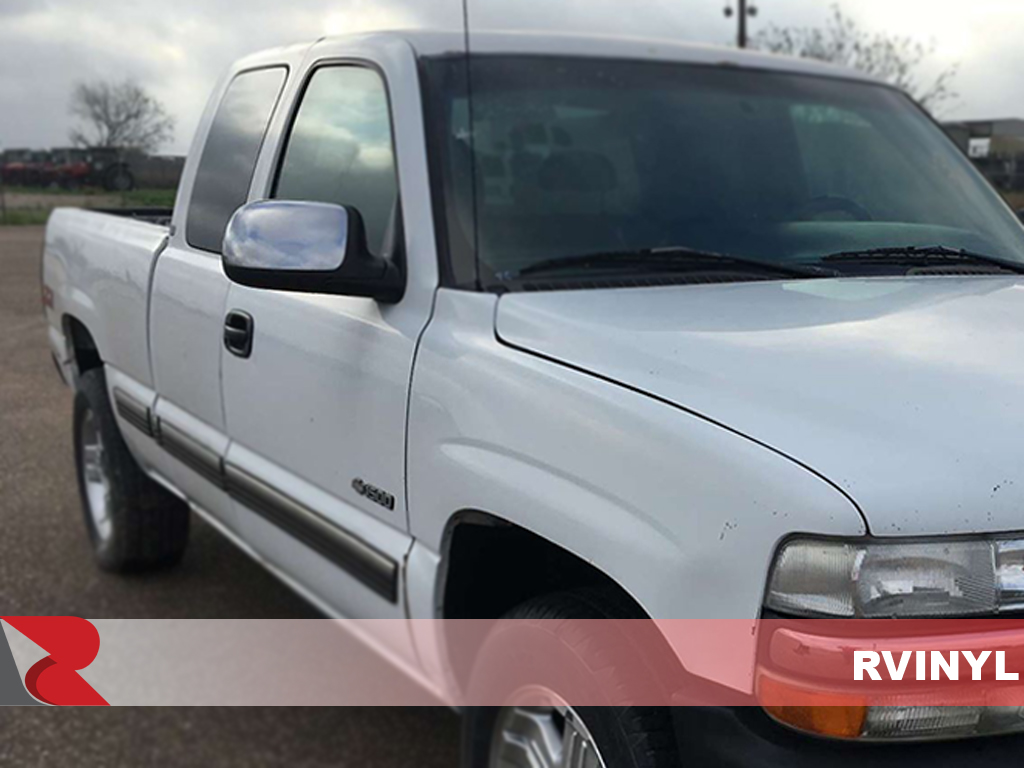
left=763, top=536, right=1024, bottom=742
left=766, top=537, right=1024, bottom=618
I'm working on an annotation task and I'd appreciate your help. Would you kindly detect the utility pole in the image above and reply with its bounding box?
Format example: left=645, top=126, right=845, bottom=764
left=724, top=0, right=758, bottom=49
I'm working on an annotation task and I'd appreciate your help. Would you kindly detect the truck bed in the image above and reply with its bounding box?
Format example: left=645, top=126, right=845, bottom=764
left=43, top=206, right=172, bottom=390
left=94, top=207, right=174, bottom=227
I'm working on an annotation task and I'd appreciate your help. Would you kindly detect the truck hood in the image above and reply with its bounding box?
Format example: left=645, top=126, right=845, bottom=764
left=496, top=277, right=1024, bottom=537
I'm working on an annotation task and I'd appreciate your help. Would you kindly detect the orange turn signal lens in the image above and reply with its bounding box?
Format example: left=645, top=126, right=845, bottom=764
left=758, top=674, right=868, bottom=739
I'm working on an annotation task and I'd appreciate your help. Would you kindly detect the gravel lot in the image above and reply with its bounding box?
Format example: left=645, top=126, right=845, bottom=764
left=0, top=226, right=459, bottom=766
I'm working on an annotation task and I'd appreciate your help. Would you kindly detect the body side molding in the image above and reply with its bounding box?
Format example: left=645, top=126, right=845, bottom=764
left=113, top=388, right=154, bottom=437
left=156, top=419, right=226, bottom=489
left=223, top=463, right=399, bottom=603
left=120, top=402, right=398, bottom=603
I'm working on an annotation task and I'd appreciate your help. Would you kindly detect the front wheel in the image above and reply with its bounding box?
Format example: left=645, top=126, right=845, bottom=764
left=461, top=589, right=679, bottom=768
left=470, top=704, right=612, bottom=768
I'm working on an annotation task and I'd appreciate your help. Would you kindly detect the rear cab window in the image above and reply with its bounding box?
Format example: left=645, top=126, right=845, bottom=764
left=187, top=66, right=288, bottom=253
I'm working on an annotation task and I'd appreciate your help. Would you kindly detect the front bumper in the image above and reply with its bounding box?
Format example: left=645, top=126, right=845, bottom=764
left=675, top=707, right=1024, bottom=766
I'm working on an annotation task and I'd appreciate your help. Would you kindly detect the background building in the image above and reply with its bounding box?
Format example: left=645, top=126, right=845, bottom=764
left=945, top=119, right=1024, bottom=192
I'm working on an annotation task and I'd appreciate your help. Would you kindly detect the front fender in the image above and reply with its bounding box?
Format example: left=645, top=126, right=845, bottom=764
left=407, top=290, right=865, bottom=693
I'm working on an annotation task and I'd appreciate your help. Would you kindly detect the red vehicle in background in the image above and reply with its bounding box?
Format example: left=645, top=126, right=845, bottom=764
left=48, top=148, right=92, bottom=190
left=2, top=147, right=135, bottom=191
left=48, top=147, right=135, bottom=191
left=78, top=148, right=135, bottom=191
left=1, top=148, right=53, bottom=187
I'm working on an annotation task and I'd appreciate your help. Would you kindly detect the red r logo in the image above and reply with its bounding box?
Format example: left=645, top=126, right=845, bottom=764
left=1, top=617, right=108, bottom=705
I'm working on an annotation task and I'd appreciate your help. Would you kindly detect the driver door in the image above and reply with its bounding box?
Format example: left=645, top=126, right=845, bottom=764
left=220, top=60, right=430, bottom=664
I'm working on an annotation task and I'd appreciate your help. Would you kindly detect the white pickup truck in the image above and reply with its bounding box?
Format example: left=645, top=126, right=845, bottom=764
left=42, top=29, right=1024, bottom=766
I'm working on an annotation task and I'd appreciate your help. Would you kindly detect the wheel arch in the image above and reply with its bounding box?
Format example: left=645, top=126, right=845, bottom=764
left=438, top=508, right=649, bottom=620
left=435, top=508, right=690, bottom=697
left=63, top=313, right=103, bottom=385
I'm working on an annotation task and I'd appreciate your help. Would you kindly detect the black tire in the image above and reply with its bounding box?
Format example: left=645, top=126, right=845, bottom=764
left=103, top=165, right=134, bottom=192
left=73, top=368, right=189, bottom=571
left=462, top=588, right=679, bottom=768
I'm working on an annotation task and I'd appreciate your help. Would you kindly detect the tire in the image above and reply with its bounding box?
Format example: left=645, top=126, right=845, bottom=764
left=73, top=368, right=189, bottom=571
left=461, top=588, right=679, bottom=768
left=103, top=165, right=134, bottom=192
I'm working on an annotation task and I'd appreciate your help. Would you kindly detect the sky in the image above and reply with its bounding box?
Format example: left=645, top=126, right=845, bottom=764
left=1, top=0, right=1021, bottom=156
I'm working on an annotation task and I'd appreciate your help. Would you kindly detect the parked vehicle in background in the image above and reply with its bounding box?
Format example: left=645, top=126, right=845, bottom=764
left=85, top=147, right=135, bottom=191
left=1, top=148, right=52, bottom=186
left=48, top=148, right=92, bottom=190
left=52, top=147, right=135, bottom=191
left=2, top=146, right=135, bottom=190
left=39, top=30, right=1024, bottom=766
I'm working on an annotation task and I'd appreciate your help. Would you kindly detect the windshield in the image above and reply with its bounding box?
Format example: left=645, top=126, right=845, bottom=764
left=423, top=55, right=1024, bottom=289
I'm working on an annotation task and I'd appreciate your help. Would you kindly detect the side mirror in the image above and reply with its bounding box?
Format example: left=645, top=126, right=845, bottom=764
left=222, top=200, right=404, bottom=303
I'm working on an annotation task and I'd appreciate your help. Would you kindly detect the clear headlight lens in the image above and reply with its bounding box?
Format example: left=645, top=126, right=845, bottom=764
left=767, top=537, right=1024, bottom=618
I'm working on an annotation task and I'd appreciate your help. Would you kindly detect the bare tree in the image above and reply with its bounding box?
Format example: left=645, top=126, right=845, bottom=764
left=69, top=79, right=175, bottom=152
left=752, top=4, right=959, bottom=114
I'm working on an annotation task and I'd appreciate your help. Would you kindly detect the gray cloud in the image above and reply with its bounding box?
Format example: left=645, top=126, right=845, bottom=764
left=0, top=0, right=1021, bottom=155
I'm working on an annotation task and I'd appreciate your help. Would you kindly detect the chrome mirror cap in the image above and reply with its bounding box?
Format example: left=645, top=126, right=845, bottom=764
left=223, top=200, right=349, bottom=272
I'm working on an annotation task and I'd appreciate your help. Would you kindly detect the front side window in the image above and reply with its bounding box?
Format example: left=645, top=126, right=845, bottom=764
left=187, top=67, right=287, bottom=253
left=424, top=55, right=1024, bottom=289
left=274, top=66, right=398, bottom=256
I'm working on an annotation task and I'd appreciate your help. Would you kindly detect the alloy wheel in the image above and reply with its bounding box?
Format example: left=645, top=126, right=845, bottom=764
left=490, top=701, right=608, bottom=768
left=81, top=408, right=113, bottom=544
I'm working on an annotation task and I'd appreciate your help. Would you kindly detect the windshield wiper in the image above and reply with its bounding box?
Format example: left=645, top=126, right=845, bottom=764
left=821, top=245, right=1024, bottom=275
left=501, top=246, right=832, bottom=281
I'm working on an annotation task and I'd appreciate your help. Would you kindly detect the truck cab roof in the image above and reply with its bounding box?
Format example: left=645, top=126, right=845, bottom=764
left=234, top=29, right=883, bottom=87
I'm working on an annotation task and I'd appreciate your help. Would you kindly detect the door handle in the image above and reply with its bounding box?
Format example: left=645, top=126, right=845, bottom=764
left=224, top=310, right=254, bottom=358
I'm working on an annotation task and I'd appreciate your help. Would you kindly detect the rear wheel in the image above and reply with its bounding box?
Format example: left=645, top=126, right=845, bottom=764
left=462, top=589, right=679, bottom=768
left=103, top=165, right=134, bottom=192
left=73, top=368, right=189, bottom=571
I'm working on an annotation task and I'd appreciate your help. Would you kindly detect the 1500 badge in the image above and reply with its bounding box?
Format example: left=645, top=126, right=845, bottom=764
left=351, top=478, right=395, bottom=511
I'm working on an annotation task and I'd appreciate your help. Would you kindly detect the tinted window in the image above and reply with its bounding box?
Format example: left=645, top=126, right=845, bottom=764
left=274, top=67, right=397, bottom=256
left=187, top=67, right=287, bottom=253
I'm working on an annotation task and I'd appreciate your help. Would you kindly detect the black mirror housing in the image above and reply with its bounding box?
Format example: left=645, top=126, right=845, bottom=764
left=222, top=200, right=404, bottom=303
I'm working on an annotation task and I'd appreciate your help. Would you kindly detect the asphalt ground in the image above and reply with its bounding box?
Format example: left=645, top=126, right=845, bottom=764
left=0, top=226, right=460, bottom=766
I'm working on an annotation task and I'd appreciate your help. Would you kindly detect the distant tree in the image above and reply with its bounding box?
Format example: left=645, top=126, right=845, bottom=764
left=69, top=79, right=175, bottom=153
left=752, top=4, right=959, bottom=114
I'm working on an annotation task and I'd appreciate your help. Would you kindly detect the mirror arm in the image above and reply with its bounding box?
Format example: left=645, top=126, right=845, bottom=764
left=369, top=255, right=405, bottom=304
